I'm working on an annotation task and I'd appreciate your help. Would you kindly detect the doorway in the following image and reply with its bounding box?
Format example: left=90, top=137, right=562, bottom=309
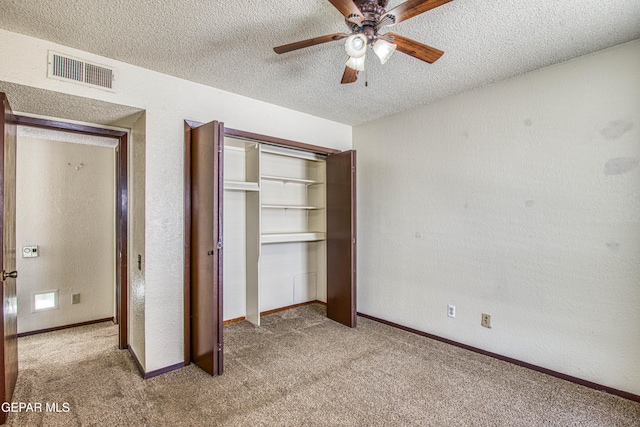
left=12, top=115, right=129, bottom=349
left=15, top=125, right=120, bottom=338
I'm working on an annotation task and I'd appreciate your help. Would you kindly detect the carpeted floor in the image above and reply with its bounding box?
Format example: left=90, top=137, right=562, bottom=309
left=6, top=304, right=640, bottom=426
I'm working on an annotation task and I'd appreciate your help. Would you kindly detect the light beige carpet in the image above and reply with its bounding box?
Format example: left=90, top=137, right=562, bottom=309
left=7, top=304, right=640, bottom=426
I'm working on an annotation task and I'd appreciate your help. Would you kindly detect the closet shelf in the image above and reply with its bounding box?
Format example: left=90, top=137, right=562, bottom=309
left=261, top=175, right=320, bottom=185
left=261, top=146, right=325, bottom=162
left=261, top=232, right=326, bottom=244
left=224, top=180, right=259, bottom=191
left=262, top=204, right=322, bottom=210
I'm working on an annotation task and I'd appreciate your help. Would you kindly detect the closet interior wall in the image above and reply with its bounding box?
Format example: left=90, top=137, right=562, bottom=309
left=223, top=137, right=327, bottom=325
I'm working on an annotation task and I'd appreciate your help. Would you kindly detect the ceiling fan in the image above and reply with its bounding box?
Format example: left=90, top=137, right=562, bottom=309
left=273, top=0, right=453, bottom=84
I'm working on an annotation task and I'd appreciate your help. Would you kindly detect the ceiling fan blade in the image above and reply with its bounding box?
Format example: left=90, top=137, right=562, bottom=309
left=274, top=33, right=349, bottom=54
left=328, top=0, right=363, bottom=21
left=341, top=66, right=358, bottom=84
left=387, top=33, right=444, bottom=63
left=383, top=0, right=453, bottom=26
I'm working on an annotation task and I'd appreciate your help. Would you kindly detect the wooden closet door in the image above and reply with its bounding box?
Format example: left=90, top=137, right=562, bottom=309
left=190, top=120, right=224, bottom=375
left=326, top=150, right=357, bottom=327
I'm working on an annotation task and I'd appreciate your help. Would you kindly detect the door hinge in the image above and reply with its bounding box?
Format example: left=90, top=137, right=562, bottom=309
left=208, top=240, right=222, bottom=255
left=217, top=343, right=222, bottom=352
left=352, top=237, right=356, bottom=244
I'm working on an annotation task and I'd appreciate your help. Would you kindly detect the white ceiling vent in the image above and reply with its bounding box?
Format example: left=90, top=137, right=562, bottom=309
left=47, top=51, right=115, bottom=92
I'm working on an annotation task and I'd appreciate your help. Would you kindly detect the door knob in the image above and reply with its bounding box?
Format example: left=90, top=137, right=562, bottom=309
left=1, top=271, right=17, bottom=281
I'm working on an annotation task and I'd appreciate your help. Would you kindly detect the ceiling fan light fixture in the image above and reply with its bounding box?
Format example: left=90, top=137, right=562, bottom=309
left=346, top=55, right=366, bottom=71
left=372, top=38, right=396, bottom=65
left=272, top=0, right=450, bottom=84
left=345, top=34, right=367, bottom=58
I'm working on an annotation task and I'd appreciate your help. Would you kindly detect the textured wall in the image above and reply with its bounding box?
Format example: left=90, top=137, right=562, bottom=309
left=16, top=136, right=116, bottom=334
left=353, top=40, right=640, bottom=395
left=128, top=112, right=146, bottom=369
left=0, top=29, right=351, bottom=372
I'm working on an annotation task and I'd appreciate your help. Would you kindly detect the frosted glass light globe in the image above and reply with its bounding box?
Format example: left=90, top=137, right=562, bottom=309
left=345, top=34, right=367, bottom=58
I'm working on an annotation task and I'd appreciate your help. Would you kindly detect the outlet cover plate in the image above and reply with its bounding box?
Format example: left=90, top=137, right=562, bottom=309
left=481, top=313, right=491, bottom=328
left=447, top=305, right=456, bottom=318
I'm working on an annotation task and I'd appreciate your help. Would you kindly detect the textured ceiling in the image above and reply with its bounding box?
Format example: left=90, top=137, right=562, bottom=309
left=0, top=82, right=144, bottom=128
left=0, top=0, right=638, bottom=126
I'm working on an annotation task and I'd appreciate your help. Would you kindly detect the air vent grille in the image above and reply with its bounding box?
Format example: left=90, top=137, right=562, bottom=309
left=84, top=62, right=113, bottom=88
left=52, top=55, right=84, bottom=82
left=48, top=51, right=115, bottom=91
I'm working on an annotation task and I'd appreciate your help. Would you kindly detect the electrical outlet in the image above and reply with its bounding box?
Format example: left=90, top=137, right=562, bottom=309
left=72, top=293, right=80, bottom=304
left=481, top=313, right=491, bottom=328
left=447, top=305, right=456, bottom=318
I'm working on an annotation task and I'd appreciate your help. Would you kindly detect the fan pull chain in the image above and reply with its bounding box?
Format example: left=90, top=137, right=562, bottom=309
left=365, top=68, right=368, bottom=87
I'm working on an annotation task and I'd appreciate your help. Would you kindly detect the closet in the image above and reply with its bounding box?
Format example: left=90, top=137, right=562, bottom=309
left=186, top=121, right=356, bottom=376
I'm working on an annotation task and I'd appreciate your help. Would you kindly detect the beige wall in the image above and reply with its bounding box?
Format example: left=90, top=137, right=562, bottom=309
left=16, top=133, right=116, bottom=334
left=354, top=40, right=640, bottom=395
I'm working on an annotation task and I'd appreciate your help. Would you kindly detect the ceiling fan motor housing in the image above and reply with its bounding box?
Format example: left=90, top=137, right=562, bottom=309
left=355, top=0, right=388, bottom=20
left=347, top=0, right=391, bottom=43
